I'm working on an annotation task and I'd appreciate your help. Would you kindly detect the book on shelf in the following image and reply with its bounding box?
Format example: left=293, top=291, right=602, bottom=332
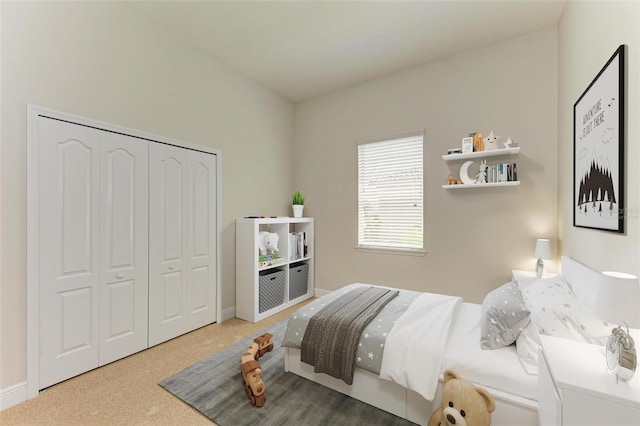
left=288, top=231, right=308, bottom=261
left=486, top=162, right=518, bottom=183
left=258, top=253, right=284, bottom=268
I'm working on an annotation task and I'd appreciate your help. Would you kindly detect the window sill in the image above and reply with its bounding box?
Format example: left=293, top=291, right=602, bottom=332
left=355, top=245, right=426, bottom=256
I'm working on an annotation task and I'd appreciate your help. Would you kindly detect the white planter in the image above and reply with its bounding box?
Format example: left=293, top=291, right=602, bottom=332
left=292, top=204, right=304, bottom=218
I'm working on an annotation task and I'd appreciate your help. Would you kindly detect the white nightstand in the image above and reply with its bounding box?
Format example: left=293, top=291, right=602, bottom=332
left=511, top=269, right=557, bottom=286
left=538, top=335, right=640, bottom=426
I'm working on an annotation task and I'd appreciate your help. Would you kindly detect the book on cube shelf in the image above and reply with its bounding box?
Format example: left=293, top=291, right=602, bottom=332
left=288, top=232, right=308, bottom=261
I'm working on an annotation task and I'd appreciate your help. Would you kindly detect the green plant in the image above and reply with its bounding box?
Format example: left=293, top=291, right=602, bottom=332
left=292, top=190, right=305, bottom=205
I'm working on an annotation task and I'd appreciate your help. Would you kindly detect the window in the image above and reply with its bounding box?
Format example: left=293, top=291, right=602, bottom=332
left=357, top=132, right=424, bottom=253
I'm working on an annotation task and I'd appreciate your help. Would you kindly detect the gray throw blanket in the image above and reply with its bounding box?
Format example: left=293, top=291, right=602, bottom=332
left=300, top=286, right=399, bottom=385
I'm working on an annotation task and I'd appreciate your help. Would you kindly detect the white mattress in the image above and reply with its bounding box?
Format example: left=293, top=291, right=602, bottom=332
left=441, top=302, right=538, bottom=400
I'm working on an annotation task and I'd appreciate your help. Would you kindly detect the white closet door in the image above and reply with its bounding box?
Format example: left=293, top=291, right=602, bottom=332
left=38, top=118, right=100, bottom=388
left=186, top=151, right=217, bottom=330
left=148, top=144, right=188, bottom=346
left=98, top=132, right=149, bottom=364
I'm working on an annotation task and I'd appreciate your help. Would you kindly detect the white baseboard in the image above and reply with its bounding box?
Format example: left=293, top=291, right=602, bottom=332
left=224, top=289, right=328, bottom=323
left=0, top=381, right=27, bottom=411
left=221, top=305, right=236, bottom=322
left=315, top=288, right=330, bottom=297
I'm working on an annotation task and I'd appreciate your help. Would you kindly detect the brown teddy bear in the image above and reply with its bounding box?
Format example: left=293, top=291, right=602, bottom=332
left=428, top=370, right=495, bottom=426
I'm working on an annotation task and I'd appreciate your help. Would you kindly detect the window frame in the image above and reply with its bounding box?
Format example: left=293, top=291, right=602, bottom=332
left=355, top=130, right=425, bottom=256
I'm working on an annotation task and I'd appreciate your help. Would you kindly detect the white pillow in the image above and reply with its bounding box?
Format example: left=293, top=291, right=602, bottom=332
left=515, top=275, right=613, bottom=375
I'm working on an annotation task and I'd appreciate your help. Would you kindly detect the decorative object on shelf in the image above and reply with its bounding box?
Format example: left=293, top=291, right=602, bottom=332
left=444, top=174, right=462, bottom=186
left=292, top=190, right=305, bottom=218
left=533, top=238, right=551, bottom=278
left=476, top=160, right=488, bottom=183
left=503, top=137, right=518, bottom=149
left=605, top=323, right=636, bottom=383
left=472, top=132, right=484, bottom=152
left=574, top=45, right=625, bottom=234
left=594, top=271, right=640, bottom=328
left=258, top=231, right=280, bottom=256
left=462, top=137, right=474, bottom=153
left=459, top=161, right=476, bottom=185
left=483, top=131, right=501, bottom=151
left=447, top=148, right=462, bottom=155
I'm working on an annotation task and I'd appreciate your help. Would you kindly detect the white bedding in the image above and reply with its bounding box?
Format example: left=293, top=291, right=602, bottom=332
left=442, top=302, right=538, bottom=400
left=380, top=292, right=462, bottom=400
left=285, top=284, right=535, bottom=401
left=283, top=258, right=606, bottom=425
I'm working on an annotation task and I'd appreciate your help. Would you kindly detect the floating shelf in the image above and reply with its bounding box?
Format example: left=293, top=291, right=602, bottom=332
left=442, top=181, right=521, bottom=189
left=442, top=147, right=520, bottom=161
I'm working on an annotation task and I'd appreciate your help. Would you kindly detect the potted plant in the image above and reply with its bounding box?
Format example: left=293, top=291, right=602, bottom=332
left=292, top=190, right=305, bottom=217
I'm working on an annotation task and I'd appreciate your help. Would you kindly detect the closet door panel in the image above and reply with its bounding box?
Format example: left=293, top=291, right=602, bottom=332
left=148, top=144, right=188, bottom=346
left=38, top=118, right=100, bottom=388
left=98, top=132, right=149, bottom=364
left=186, top=151, right=217, bottom=330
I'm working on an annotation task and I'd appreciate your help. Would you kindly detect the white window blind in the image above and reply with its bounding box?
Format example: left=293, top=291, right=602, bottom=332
left=357, top=133, right=423, bottom=252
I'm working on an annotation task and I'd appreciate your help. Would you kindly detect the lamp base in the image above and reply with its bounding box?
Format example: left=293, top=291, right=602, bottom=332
left=536, top=258, right=544, bottom=278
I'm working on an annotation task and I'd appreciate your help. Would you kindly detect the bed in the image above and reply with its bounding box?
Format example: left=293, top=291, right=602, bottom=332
left=282, top=256, right=612, bottom=425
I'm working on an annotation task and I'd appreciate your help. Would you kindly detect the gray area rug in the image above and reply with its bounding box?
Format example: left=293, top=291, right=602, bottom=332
left=159, top=318, right=417, bottom=426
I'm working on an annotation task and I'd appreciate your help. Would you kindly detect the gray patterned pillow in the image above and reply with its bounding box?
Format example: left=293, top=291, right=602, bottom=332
left=480, top=281, right=530, bottom=350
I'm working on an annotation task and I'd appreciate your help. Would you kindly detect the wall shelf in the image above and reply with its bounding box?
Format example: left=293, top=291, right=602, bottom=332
left=443, top=145, right=520, bottom=188
left=442, top=146, right=520, bottom=161
left=442, top=181, right=520, bottom=189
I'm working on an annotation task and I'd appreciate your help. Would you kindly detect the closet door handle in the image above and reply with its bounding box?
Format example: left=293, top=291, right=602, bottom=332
left=169, top=265, right=175, bottom=270
left=116, top=274, right=123, bottom=279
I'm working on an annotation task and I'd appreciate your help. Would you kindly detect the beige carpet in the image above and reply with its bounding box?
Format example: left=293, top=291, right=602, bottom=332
left=0, top=302, right=310, bottom=425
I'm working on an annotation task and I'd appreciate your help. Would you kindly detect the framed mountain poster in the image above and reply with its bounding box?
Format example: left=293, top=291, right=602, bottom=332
left=574, top=45, right=625, bottom=233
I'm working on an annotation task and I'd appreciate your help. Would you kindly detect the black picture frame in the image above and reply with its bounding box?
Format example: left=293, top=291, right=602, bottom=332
left=573, top=45, right=625, bottom=233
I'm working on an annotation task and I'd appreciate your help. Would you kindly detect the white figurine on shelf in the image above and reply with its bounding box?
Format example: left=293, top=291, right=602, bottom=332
left=476, top=160, right=488, bottom=184
left=503, top=137, right=518, bottom=149
left=483, top=131, right=501, bottom=150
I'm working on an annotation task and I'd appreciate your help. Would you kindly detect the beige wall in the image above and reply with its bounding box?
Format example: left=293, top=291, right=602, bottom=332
left=294, top=28, right=559, bottom=303
left=0, top=2, right=294, bottom=390
left=557, top=1, right=640, bottom=275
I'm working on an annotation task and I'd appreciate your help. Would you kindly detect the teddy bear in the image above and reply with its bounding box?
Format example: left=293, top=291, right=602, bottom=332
left=258, top=231, right=279, bottom=256
left=427, top=369, right=495, bottom=426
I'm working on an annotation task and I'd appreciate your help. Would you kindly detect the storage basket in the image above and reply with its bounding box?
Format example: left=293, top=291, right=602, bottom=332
left=258, top=269, right=285, bottom=313
left=289, top=263, right=309, bottom=300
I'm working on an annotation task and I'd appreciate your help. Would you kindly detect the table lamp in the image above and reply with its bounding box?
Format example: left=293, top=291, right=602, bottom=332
left=595, top=271, right=640, bottom=328
left=534, top=238, right=551, bottom=278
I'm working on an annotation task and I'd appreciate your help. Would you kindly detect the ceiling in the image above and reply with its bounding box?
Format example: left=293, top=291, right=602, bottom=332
left=130, top=1, right=566, bottom=103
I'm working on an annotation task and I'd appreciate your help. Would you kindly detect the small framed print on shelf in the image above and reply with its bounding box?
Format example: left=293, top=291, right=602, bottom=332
left=462, top=137, right=473, bottom=153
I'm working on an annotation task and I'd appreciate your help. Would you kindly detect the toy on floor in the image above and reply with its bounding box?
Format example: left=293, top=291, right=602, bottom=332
left=427, top=369, right=495, bottom=426
left=240, top=333, right=274, bottom=407
left=253, top=333, right=274, bottom=359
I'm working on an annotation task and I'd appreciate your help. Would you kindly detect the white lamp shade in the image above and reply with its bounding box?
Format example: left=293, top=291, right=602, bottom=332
left=534, top=239, right=551, bottom=259
left=594, top=271, right=640, bottom=328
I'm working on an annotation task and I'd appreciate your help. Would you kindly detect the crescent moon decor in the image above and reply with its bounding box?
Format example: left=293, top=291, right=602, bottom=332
left=459, top=161, right=476, bottom=185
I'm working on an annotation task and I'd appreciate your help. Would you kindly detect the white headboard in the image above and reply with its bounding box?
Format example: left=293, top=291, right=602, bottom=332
left=561, top=256, right=602, bottom=311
